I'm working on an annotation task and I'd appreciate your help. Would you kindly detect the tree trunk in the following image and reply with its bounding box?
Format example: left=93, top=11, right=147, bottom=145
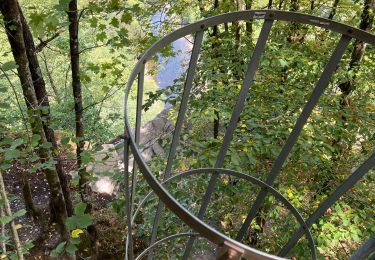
left=0, top=0, right=72, bottom=249
left=212, top=0, right=220, bottom=139
left=68, top=1, right=98, bottom=258
left=68, top=0, right=91, bottom=207
left=0, top=169, right=23, bottom=260
left=0, top=206, right=7, bottom=254
left=245, top=0, right=253, bottom=40
left=20, top=170, right=40, bottom=219
left=290, top=0, right=299, bottom=11
left=18, top=3, right=73, bottom=217
left=41, top=51, right=61, bottom=104
left=310, top=0, right=315, bottom=11
left=287, top=0, right=300, bottom=42
left=267, top=0, right=273, bottom=9
left=234, top=0, right=241, bottom=50
left=337, top=0, right=374, bottom=100
left=328, top=0, right=340, bottom=20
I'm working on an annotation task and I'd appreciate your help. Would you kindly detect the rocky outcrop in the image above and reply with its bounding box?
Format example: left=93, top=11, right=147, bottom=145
left=86, top=144, right=123, bottom=195
left=119, top=109, right=173, bottom=164
left=70, top=109, right=173, bottom=195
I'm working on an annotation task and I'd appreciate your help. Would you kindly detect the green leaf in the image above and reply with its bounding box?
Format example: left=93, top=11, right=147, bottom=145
left=110, top=17, right=119, bottom=28
left=31, top=134, right=41, bottom=146
left=0, top=235, right=10, bottom=244
left=50, top=241, right=66, bottom=257
left=0, top=215, right=13, bottom=225
left=41, top=141, right=53, bottom=149
left=10, top=138, right=24, bottom=149
left=278, top=58, right=289, bottom=67
left=89, top=17, right=98, bottom=27
left=55, top=0, right=70, bottom=11
left=71, top=237, right=80, bottom=245
left=74, top=202, right=87, bottom=216
left=1, top=61, right=18, bottom=71
left=101, top=85, right=109, bottom=93
left=61, top=137, right=70, bottom=146
left=66, top=216, right=77, bottom=230
left=76, top=214, right=92, bottom=229
left=4, top=149, right=21, bottom=160
left=96, top=32, right=107, bottom=42
left=65, top=244, right=78, bottom=254
left=81, top=151, right=93, bottom=165
left=14, top=209, right=27, bottom=218
left=121, top=12, right=132, bottom=24
left=114, top=142, right=124, bottom=150
left=29, top=12, right=44, bottom=27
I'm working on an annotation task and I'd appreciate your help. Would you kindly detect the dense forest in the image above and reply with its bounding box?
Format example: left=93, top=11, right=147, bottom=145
left=0, top=0, right=374, bottom=259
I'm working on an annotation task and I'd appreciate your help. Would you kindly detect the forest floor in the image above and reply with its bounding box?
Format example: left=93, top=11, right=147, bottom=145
left=2, top=158, right=127, bottom=259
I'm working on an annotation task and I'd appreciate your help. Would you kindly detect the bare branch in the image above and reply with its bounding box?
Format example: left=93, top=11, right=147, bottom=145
left=79, top=43, right=108, bottom=54
left=35, top=29, right=64, bottom=53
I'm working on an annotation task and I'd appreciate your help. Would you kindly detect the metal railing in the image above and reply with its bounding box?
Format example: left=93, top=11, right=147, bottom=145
left=124, top=10, right=375, bottom=260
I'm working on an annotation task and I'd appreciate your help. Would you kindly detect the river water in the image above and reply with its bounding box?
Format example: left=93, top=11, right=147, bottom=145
left=151, top=13, right=192, bottom=107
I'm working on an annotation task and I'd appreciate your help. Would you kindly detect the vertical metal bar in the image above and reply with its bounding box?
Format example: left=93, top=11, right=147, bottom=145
left=147, top=30, right=205, bottom=259
left=182, top=19, right=274, bottom=259
left=124, top=134, right=134, bottom=260
left=235, top=34, right=351, bottom=242
left=350, top=235, right=375, bottom=260
left=130, top=65, right=145, bottom=215
left=279, top=151, right=375, bottom=257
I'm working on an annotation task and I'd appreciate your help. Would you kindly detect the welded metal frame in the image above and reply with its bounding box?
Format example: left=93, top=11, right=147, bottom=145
left=124, top=10, right=375, bottom=260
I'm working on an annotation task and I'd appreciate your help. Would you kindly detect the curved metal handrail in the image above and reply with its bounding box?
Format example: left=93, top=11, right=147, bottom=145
left=130, top=168, right=317, bottom=259
left=124, top=10, right=375, bottom=260
left=135, top=233, right=200, bottom=260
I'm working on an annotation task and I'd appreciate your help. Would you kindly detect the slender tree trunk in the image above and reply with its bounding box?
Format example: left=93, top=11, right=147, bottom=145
left=245, top=0, right=253, bottom=42
left=18, top=3, right=73, bottom=217
left=68, top=0, right=91, bottom=207
left=337, top=0, right=374, bottom=100
left=328, top=0, right=340, bottom=20
left=278, top=0, right=285, bottom=9
left=41, top=51, right=61, bottom=104
left=234, top=0, right=241, bottom=50
left=212, top=0, right=220, bottom=139
left=214, top=110, right=220, bottom=139
left=20, top=170, right=40, bottom=218
left=287, top=0, right=300, bottom=42
left=310, top=0, right=315, bottom=11
left=231, top=0, right=242, bottom=81
left=0, top=0, right=72, bottom=250
left=290, top=0, right=299, bottom=11
left=0, top=206, right=6, bottom=254
left=268, top=0, right=273, bottom=9
left=0, top=170, right=23, bottom=260
left=68, top=1, right=98, bottom=258
left=336, top=0, right=374, bottom=140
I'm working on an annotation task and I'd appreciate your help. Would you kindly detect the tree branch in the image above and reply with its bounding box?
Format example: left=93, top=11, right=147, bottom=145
left=35, top=29, right=64, bottom=53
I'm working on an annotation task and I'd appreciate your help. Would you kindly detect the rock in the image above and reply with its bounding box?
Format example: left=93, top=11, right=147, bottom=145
left=116, top=109, right=173, bottom=165
left=69, top=109, right=173, bottom=196
left=86, top=144, right=122, bottom=195
left=140, top=109, right=173, bottom=145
